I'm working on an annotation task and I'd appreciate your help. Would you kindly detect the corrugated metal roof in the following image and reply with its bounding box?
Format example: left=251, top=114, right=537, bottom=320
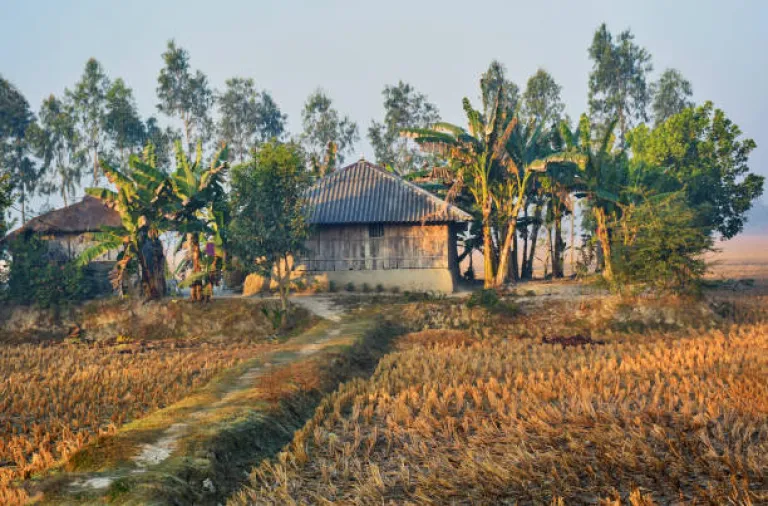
left=306, top=159, right=472, bottom=225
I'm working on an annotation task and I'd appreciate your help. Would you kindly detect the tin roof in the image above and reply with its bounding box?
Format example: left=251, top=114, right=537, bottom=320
left=306, top=159, right=472, bottom=225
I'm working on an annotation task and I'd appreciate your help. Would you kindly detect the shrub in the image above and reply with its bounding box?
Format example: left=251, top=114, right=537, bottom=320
left=361, top=283, right=372, bottom=293
left=466, top=288, right=500, bottom=309
left=344, top=282, right=356, bottom=292
left=612, top=192, right=713, bottom=294
left=328, top=280, right=338, bottom=293
left=390, top=286, right=400, bottom=294
left=375, top=284, right=385, bottom=293
left=5, top=233, right=95, bottom=309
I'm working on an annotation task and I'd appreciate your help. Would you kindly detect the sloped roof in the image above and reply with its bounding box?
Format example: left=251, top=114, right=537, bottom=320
left=306, top=159, right=472, bottom=225
left=9, top=195, right=121, bottom=236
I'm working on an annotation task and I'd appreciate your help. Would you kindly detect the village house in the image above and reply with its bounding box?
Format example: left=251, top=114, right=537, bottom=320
left=7, top=195, right=121, bottom=293
left=301, top=159, right=472, bottom=293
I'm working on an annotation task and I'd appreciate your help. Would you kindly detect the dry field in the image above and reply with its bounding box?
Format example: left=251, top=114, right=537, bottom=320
left=232, top=296, right=768, bottom=505
left=0, top=337, right=271, bottom=503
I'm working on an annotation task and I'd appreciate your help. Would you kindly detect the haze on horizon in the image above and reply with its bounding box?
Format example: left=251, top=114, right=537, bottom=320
left=1, top=0, right=767, bottom=229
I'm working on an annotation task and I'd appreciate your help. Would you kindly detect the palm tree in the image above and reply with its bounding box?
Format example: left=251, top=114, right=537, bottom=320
left=547, top=115, right=627, bottom=281
left=403, top=88, right=521, bottom=288
left=78, top=145, right=171, bottom=298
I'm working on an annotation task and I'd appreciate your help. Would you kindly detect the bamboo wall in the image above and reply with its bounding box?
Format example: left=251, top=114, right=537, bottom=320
left=302, top=224, right=451, bottom=272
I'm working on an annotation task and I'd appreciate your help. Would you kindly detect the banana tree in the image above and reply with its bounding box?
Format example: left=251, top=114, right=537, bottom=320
left=403, top=90, right=519, bottom=288
left=78, top=145, right=170, bottom=299
left=167, top=141, right=229, bottom=301
left=545, top=115, right=628, bottom=281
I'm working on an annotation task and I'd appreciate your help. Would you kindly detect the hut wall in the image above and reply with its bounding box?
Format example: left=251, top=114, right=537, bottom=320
left=302, top=224, right=449, bottom=272
left=43, top=232, right=117, bottom=262
left=300, top=224, right=459, bottom=292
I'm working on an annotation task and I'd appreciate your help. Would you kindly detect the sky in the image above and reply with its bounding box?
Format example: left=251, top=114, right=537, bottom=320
left=2, top=0, right=768, bottom=218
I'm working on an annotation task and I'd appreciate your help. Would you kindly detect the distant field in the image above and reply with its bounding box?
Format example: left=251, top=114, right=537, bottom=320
left=707, top=234, right=768, bottom=281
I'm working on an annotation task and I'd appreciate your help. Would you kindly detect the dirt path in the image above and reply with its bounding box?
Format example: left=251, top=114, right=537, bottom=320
left=57, top=300, right=367, bottom=503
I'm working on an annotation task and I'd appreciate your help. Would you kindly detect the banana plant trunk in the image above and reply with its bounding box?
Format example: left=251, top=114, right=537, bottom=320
left=187, top=233, right=203, bottom=301
left=593, top=207, right=613, bottom=282
left=495, top=220, right=518, bottom=287
left=523, top=204, right=543, bottom=280
left=552, top=205, right=565, bottom=278
left=481, top=196, right=495, bottom=289
left=139, top=236, right=167, bottom=300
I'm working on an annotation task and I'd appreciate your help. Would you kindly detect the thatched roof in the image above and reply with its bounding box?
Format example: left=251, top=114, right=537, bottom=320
left=306, top=159, right=472, bottom=225
left=8, top=196, right=121, bottom=237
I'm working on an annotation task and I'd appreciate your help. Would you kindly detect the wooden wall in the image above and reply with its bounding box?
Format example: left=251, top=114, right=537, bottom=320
left=302, top=224, right=451, bottom=272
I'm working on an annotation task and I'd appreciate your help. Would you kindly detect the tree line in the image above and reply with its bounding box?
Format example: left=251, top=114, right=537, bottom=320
left=1, top=23, right=764, bottom=302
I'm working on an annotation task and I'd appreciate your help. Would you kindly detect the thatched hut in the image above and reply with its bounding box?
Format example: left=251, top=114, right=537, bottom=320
left=6, top=196, right=121, bottom=293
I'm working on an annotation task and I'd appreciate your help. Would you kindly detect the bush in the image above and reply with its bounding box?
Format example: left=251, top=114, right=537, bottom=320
left=466, top=289, right=501, bottom=309
left=375, top=283, right=385, bottom=293
left=344, top=282, right=356, bottom=292
left=361, top=283, right=372, bottom=293
left=612, top=192, right=713, bottom=294
left=390, top=286, right=400, bottom=294
left=5, top=233, right=95, bottom=309
left=328, top=280, right=338, bottom=293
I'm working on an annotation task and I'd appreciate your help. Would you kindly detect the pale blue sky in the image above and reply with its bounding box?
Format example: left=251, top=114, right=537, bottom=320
left=1, top=0, right=767, bottom=211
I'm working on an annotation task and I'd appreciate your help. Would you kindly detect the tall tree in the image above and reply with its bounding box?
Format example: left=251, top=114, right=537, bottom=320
left=522, top=69, right=565, bottom=125
left=588, top=24, right=653, bottom=144
left=37, top=95, right=83, bottom=206
left=156, top=40, right=213, bottom=155
left=143, top=116, right=179, bottom=168
left=628, top=101, right=764, bottom=239
left=67, top=58, right=111, bottom=184
left=229, top=141, right=310, bottom=311
left=300, top=89, right=358, bottom=173
left=481, top=60, right=520, bottom=116
left=104, top=78, right=145, bottom=163
left=216, top=77, right=286, bottom=162
left=0, top=75, right=41, bottom=223
left=651, top=68, right=693, bottom=125
left=368, top=81, right=440, bottom=172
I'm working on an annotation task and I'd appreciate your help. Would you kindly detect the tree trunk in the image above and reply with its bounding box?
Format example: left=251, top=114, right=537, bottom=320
left=92, top=143, right=100, bottom=184
left=511, top=229, right=519, bottom=282
left=188, top=233, right=202, bottom=301
left=593, top=207, right=613, bottom=282
left=494, top=219, right=518, bottom=287
left=523, top=203, right=543, bottom=280
left=482, top=215, right=494, bottom=288
left=570, top=209, right=575, bottom=276
left=139, top=236, right=167, bottom=300
left=552, top=204, right=565, bottom=278
left=20, top=185, right=26, bottom=224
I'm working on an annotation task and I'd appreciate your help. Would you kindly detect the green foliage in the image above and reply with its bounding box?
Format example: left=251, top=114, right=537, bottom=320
left=156, top=40, right=213, bottom=153
left=628, top=102, right=764, bottom=239
left=375, top=283, right=385, bottom=293
left=104, top=78, right=145, bottom=162
left=522, top=69, right=565, bottom=125
left=229, top=141, right=309, bottom=310
left=466, top=288, right=500, bottom=309
left=36, top=94, right=84, bottom=206
left=651, top=68, right=693, bottom=125
left=217, top=77, right=286, bottom=162
left=300, top=90, right=358, bottom=172
left=361, top=282, right=372, bottom=293
left=328, top=280, right=338, bottom=293
left=0, top=74, right=42, bottom=223
left=6, top=233, right=94, bottom=308
left=368, top=81, right=440, bottom=172
left=344, top=282, right=356, bottom=292
left=588, top=24, right=653, bottom=142
left=66, top=58, right=111, bottom=184
left=612, top=192, right=714, bottom=293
